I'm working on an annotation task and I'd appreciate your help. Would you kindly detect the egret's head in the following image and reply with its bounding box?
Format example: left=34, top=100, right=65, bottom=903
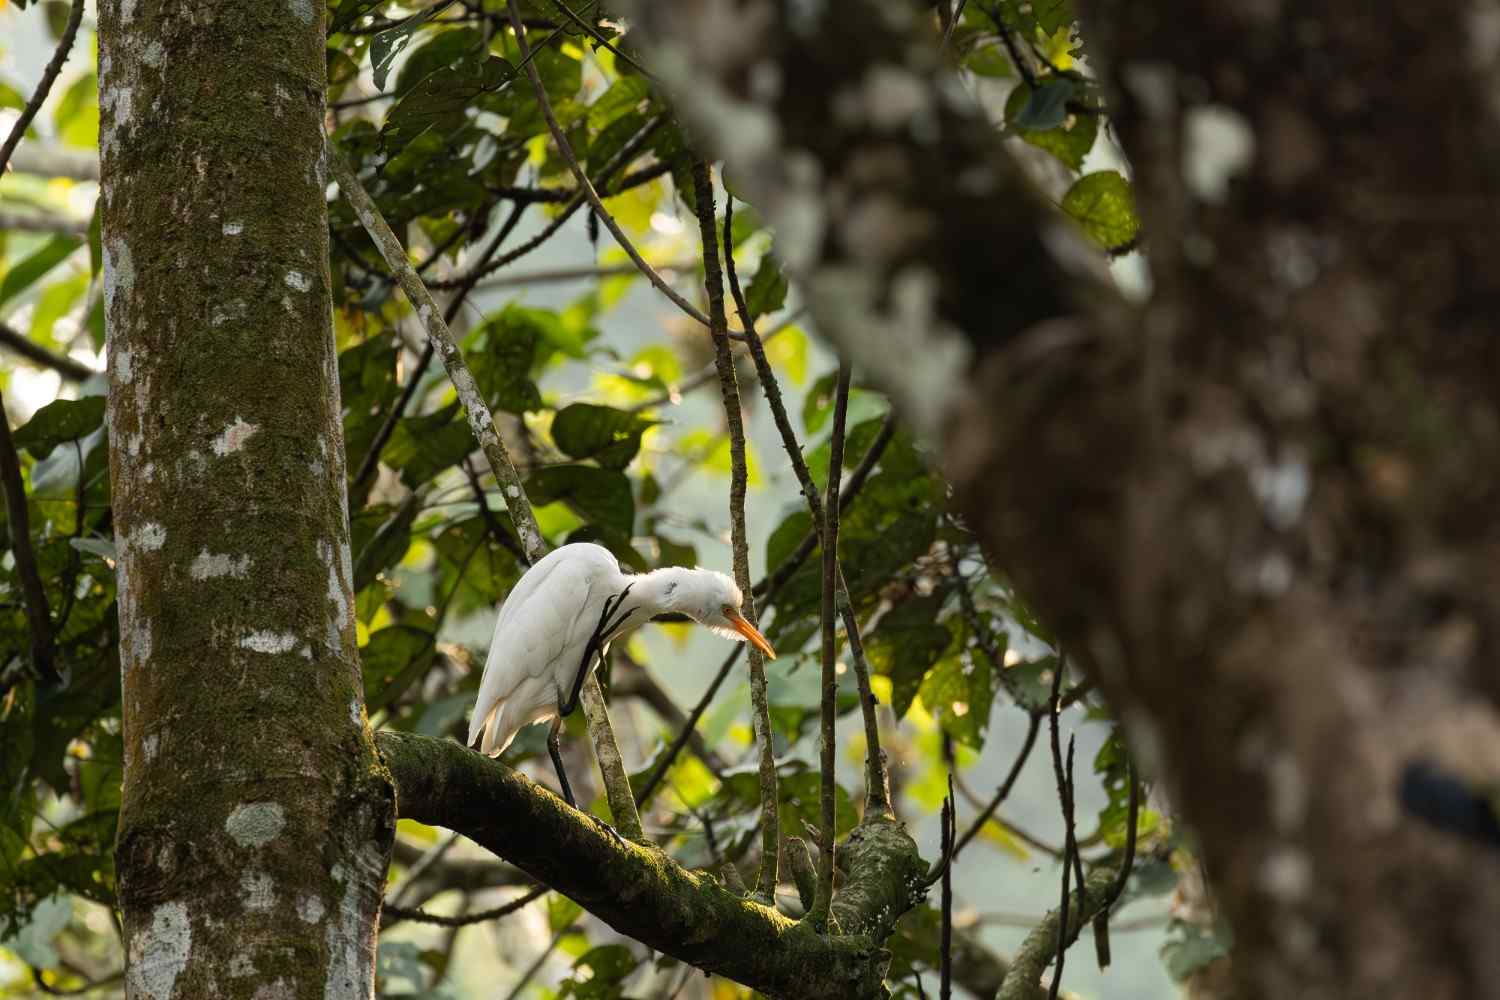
left=674, top=570, right=776, bottom=659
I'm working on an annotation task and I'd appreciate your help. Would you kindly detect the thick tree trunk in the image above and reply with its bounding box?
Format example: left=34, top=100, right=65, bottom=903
left=101, top=2, right=393, bottom=996
left=626, top=1, right=1500, bottom=997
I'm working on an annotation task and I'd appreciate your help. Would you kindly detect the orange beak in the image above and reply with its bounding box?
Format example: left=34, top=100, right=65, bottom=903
left=726, top=609, right=777, bottom=659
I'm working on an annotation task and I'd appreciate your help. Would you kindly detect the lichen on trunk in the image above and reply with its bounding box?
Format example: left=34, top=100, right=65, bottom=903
left=101, top=2, right=393, bottom=996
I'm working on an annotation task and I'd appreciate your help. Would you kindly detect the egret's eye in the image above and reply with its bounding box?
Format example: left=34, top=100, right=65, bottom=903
left=721, top=604, right=736, bottom=618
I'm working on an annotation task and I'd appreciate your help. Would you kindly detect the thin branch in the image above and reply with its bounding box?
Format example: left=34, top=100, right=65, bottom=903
left=1092, top=758, right=1140, bottom=969
left=463, top=457, right=527, bottom=562
left=940, top=775, right=955, bottom=1000
left=626, top=307, right=805, bottom=415
left=611, top=652, right=728, bottom=776
left=348, top=199, right=527, bottom=502
left=809, top=362, right=852, bottom=930
left=995, top=867, right=1119, bottom=1000
left=0, top=0, right=85, bottom=177
left=1047, top=734, right=1077, bottom=1000
left=549, top=0, right=656, bottom=79
left=382, top=883, right=548, bottom=928
left=8, top=144, right=98, bottom=181
left=633, top=644, right=743, bottom=807
left=723, top=194, right=890, bottom=815
left=0, top=387, right=59, bottom=686
left=0, top=321, right=95, bottom=382
left=0, top=210, right=89, bottom=236
left=504, top=0, right=713, bottom=330
left=478, top=258, right=695, bottom=291
left=690, top=157, right=778, bottom=899
left=502, top=920, right=575, bottom=1000
left=954, top=711, right=1041, bottom=856
left=425, top=116, right=666, bottom=290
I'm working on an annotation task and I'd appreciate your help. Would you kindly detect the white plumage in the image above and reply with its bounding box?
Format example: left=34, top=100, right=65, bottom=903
left=467, top=543, right=775, bottom=776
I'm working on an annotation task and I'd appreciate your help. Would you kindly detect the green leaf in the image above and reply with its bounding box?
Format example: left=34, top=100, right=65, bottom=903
left=383, top=54, right=515, bottom=152
left=1060, top=170, right=1141, bottom=251
left=361, top=625, right=436, bottom=711
left=744, top=253, right=788, bottom=318
left=918, top=649, right=994, bottom=749
left=467, top=307, right=543, bottom=413
left=864, top=593, right=954, bottom=717
left=963, top=40, right=1014, bottom=78
left=1004, top=83, right=1097, bottom=170
left=27, top=270, right=87, bottom=345
left=527, top=465, right=634, bottom=535
left=353, top=498, right=418, bottom=593
left=802, top=370, right=837, bottom=434
left=1161, top=920, right=1233, bottom=982
left=0, top=235, right=83, bottom=310
left=1012, top=78, right=1074, bottom=131
left=0, top=81, right=25, bottom=112
left=587, top=76, right=650, bottom=132
left=551, top=403, right=655, bottom=469
left=370, top=1, right=457, bottom=91
left=385, top=402, right=476, bottom=488
left=51, top=73, right=98, bottom=149
left=12, top=396, right=105, bottom=460
left=765, top=509, right=813, bottom=573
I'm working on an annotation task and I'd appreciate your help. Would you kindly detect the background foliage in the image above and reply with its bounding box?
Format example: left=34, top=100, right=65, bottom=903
left=0, top=1, right=1201, bottom=995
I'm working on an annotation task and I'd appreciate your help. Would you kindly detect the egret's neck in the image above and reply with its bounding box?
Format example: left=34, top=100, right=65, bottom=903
left=625, top=566, right=704, bottom=617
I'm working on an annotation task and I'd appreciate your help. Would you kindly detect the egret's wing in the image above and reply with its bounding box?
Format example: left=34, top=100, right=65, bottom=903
left=467, top=546, right=615, bottom=748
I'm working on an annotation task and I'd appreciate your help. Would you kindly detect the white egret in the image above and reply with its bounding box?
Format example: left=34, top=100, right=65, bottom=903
left=467, top=542, right=776, bottom=808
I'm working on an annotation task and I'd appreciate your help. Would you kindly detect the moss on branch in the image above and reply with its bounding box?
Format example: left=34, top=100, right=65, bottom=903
left=379, top=731, right=933, bottom=998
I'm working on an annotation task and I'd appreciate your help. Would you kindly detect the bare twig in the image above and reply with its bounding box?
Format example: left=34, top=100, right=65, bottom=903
left=940, top=775, right=955, bottom=1000
left=505, top=0, right=713, bottom=329
left=0, top=0, right=85, bottom=178
left=690, top=157, right=779, bottom=898
left=0, top=387, right=58, bottom=686
left=633, top=644, right=744, bottom=807
left=382, top=883, right=548, bottom=928
left=1092, top=758, right=1140, bottom=969
left=723, top=195, right=891, bottom=814
left=0, top=321, right=94, bottom=382
left=808, top=362, right=853, bottom=930
left=1044, top=660, right=1086, bottom=1000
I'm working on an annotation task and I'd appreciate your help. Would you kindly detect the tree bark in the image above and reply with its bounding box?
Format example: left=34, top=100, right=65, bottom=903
left=101, top=2, right=393, bottom=996
left=624, top=1, right=1500, bottom=997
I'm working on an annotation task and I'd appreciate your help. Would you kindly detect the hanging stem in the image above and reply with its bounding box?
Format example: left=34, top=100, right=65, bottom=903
left=330, top=146, right=643, bottom=842
left=689, top=158, right=780, bottom=898
left=808, top=362, right=852, bottom=930
left=722, top=196, right=892, bottom=816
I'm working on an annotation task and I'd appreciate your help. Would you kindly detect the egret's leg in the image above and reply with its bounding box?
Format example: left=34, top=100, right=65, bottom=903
left=547, top=715, right=576, bottom=808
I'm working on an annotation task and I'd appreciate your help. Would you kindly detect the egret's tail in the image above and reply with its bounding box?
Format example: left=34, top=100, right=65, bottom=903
left=468, top=698, right=521, bottom=757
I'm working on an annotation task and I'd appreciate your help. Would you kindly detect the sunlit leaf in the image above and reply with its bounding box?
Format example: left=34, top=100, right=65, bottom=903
left=1060, top=170, right=1140, bottom=251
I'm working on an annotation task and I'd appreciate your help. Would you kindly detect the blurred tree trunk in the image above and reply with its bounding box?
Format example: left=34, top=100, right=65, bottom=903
left=624, top=1, right=1500, bottom=996
left=100, top=1, right=393, bottom=996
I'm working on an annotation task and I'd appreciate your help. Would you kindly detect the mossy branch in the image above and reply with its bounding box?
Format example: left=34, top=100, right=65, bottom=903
left=996, top=867, right=1118, bottom=1000
left=691, top=157, right=781, bottom=899
left=379, top=730, right=930, bottom=999
left=330, top=146, right=643, bottom=842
